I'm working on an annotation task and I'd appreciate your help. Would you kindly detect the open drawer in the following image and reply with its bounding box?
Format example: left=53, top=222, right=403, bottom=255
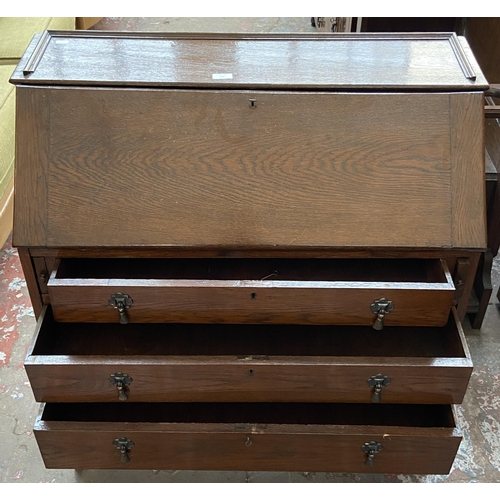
left=34, top=402, right=461, bottom=473
left=26, top=306, right=472, bottom=404
left=47, top=258, right=455, bottom=326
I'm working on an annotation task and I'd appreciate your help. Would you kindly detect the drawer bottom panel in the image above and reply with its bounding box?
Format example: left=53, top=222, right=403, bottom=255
left=34, top=402, right=461, bottom=474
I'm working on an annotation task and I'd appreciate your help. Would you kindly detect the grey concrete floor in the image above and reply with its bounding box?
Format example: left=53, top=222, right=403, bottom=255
left=1, top=17, right=500, bottom=483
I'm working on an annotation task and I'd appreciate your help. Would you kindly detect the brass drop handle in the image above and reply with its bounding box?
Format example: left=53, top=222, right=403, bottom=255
left=367, top=374, right=391, bottom=403
left=372, top=383, right=383, bottom=403
left=362, top=441, right=383, bottom=467
left=118, top=309, right=128, bottom=324
left=110, top=372, right=133, bottom=401
left=112, top=437, right=135, bottom=463
left=108, top=292, right=133, bottom=324
left=245, top=437, right=252, bottom=447
left=370, top=298, right=393, bottom=330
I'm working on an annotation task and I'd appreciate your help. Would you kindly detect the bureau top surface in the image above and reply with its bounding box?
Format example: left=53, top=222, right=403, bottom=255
left=10, top=31, right=488, bottom=90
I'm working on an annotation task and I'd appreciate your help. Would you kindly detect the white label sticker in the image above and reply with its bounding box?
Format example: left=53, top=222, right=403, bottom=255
left=212, top=73, right=233, bottom=80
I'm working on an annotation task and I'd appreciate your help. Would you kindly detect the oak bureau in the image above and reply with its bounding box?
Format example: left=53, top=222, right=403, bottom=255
left=10, top=31, right=488, bottom=474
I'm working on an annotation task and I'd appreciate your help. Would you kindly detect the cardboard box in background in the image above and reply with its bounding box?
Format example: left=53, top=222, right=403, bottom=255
left=76, top=18, right=102, bottom=30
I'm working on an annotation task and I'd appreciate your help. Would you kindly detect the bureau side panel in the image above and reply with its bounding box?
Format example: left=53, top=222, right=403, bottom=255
left=450, top=92, right=487, bottom=249
left=13, top=87, right=50, bottom=247
left=44, top=88, right=453, bottom=248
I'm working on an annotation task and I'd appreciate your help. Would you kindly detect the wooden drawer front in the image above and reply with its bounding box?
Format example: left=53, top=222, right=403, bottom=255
left=34, top=402, right=461, bottom=473
left=26, top=306, right=471, bottom=404
left=47, top=258, right=454, bottom=326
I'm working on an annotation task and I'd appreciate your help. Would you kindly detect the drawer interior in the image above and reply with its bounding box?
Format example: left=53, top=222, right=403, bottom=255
left=32, top=307, right=465, bottom=358
left=40, top=402, right=456, bottom=428
left=53, top=258, right=450, bottom=284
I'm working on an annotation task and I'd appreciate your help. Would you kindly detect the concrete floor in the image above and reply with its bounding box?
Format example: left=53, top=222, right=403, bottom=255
left=1, top=17, right=500, bottom=483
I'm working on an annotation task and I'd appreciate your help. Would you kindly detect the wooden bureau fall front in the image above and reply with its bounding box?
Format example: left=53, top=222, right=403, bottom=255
left=10, top=31, right=488, bottom=474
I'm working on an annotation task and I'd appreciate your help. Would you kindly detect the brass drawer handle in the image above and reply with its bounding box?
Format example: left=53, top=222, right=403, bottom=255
left=362, top=441, right=383, bottom=467
left=367, top=374, right=391, bottom=403
left=370, top=298, right=393, bottom=330
left=112, top=437, right=135, bottom=463
left=109, top=372, right=133, bottom=401
left=108, top=292, right=133, bottom=324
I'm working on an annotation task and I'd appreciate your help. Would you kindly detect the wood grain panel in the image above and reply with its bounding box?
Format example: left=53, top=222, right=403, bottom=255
left=12, top=87, right=50, bottom=247
left=34, top=403, right=461, bottom=473
left=45, top=88, right=453, bottom=248
left=449, top=92, right=487, bottom=249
